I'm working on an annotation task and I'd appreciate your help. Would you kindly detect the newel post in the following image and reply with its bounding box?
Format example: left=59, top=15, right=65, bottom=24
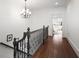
left=13, top=38, right=17, bottom=58
left=27, top=27, right=30, bottom=58
left=47, top=26, right=49, bottom=39
left=43, top=25, right=45, bottom=44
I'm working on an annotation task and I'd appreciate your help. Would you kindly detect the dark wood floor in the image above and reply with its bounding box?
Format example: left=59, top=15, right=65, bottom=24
left=32, top=35, right=78, bottom=58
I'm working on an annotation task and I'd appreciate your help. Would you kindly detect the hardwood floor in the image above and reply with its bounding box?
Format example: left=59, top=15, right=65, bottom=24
left=32, top=35, right=78, bottom=58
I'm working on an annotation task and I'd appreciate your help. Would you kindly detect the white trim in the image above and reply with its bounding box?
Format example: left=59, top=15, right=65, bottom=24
left=67, top=37, right=79, bottom=57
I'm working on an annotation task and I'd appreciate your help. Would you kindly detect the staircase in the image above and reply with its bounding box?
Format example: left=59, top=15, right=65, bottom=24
left=0, top=25, right=49, bottom=58
left=0, top=43, right=13, bottom=58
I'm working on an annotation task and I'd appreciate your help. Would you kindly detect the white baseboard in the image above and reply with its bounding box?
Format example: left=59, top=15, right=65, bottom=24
left=67, top=37, right=79, bottom=57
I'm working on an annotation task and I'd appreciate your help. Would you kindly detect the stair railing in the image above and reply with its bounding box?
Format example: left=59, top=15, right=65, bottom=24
left=13, top=25, right=49, bottom=58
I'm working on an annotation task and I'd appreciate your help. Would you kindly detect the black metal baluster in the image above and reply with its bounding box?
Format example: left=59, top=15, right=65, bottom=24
left=20, top=41, right=21, bottom=55
left=24, top=40, right=25, bottom=58
left=17, top=43, right=19, bottom=58
left=21, top=41, right=22, bottom=57
left=23, top=40, right=24, bottom=58
left=18, top=38, right=20, bottom=58
left=13, top=38, right=17, bottom=58
left=22, top=40, right=23, bottom=58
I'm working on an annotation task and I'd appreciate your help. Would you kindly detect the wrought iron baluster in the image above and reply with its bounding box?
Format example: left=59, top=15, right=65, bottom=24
left=13, top=38, right=17, bottom=58
left=24, top=40, right=26, bottom=58
left=23, top=40, right=25, bottom=58
left=22, top=40, right=23, bottom=58
left=20, top=41, right=21, bottom=55
left=17, top=43, right=19, bottom=58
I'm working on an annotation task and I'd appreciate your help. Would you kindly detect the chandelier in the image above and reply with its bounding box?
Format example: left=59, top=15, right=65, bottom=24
left=21, top=0, right=31, bottom=18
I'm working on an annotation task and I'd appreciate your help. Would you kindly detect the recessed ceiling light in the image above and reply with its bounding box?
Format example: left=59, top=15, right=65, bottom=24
left=55, top=2, right=59, bottom=5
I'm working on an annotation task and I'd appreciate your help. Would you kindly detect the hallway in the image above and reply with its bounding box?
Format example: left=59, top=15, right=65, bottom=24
left=33, top=35, right=78, bottom=58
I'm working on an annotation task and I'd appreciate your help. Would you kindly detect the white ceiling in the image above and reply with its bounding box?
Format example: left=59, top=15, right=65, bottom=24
left=0, top=0, right=70, bottom=11
left=26, top=0, right=71, bottom=10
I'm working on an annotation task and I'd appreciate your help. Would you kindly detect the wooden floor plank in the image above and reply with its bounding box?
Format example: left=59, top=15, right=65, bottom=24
left=33, top=35, right=78, bottom=58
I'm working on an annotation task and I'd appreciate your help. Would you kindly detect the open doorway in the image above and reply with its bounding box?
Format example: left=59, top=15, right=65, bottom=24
left=52, top=16, right=63, bottom=43
left=52, top=16, right=62, bottom=36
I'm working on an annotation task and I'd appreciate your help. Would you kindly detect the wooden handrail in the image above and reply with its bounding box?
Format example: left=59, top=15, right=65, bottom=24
left=17, top=32, right=27, bottom=43
left=13, top=25, right=49, bottom=58
left=30, top=28, right=43, bottom=34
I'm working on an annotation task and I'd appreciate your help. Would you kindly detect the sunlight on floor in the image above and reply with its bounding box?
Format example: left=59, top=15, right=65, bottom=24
left=53, top=34, right=62, bottom=45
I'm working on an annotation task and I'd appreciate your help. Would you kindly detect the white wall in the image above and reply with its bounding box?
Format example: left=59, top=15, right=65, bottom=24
left=29, top=8, right=65, bottom=36
left=0, top=0, right=65, bottom=46
left=0, top=0, right=29, bottom=46
left=63, top=0, right=79, bottom=57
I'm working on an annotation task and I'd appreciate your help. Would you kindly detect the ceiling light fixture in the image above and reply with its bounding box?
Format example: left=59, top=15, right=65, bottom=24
left=21, top=0, right=31, bottom=18
left=55, top=2, right=59, bottom=5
